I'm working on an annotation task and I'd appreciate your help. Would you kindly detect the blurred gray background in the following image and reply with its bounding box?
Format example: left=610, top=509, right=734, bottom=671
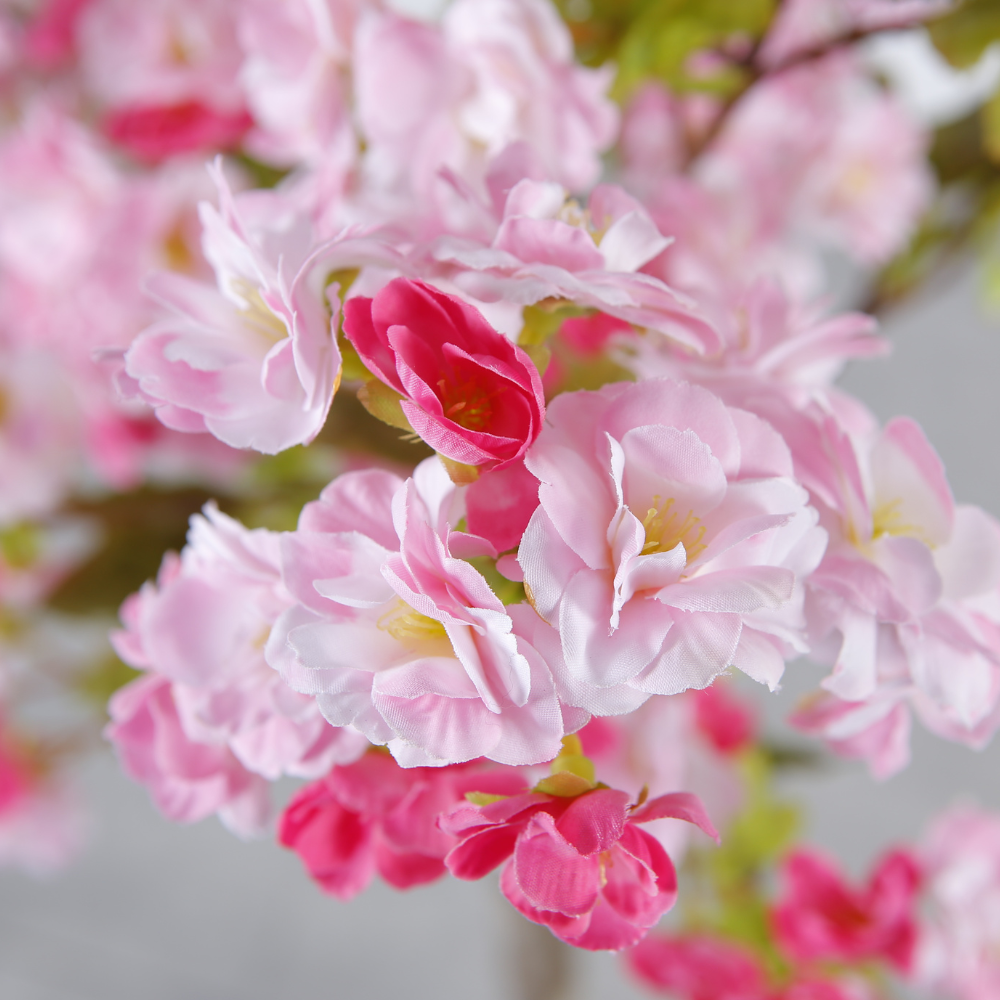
left=2, top=261, right=999, bottom=1000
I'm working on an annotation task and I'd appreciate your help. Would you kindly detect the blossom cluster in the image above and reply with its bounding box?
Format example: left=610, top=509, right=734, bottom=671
left=0, top=0, right=998, bottom=984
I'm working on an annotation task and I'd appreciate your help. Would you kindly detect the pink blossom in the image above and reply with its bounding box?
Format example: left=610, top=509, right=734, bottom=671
left=518, top=379, right=826, bottom=714
left=464, top=459, right=541, bottom=554
left=0, top=715, right=85, bottom=873
left=443, top=783, right=718, bottom=950
left=627, top=931, right=879, bottom=1000
left=106, top=673, right=270, bottom=837
left=792, top=411, right=1000, bottom=774
left=343, top=278, right=546, bottom=470
left=268, top=460, right=572, bottom=767
left=702, top=54, right=933, bottom=267
left=237, top=0, right=360, bottom=168
left=693, top=680, right=757, bottom=755
left=122, top=165, right=361, bottom=453
left=625, top=280, right=887, bottom=414
left=77, top=0, right=246, bottom=123
left=111, top=503, right=364, bottom=785
left=771, top=847, right=922, bottom=972
left=630, top=56, right=932, bottom=313
left=353, top=0, right=616, bottom=219
left=914, top=805, right=1000, bottom=1000
left=425, top=176, right=718, bottom=354
left=279, top=752, right=524, bottom=899
left=571, top=693, right=745, bottom=862
left=21, top=0, right=93, bottom=71
left=102, top=100, right=252, bottom=163
left=627, top=933, right=771, bottom=1000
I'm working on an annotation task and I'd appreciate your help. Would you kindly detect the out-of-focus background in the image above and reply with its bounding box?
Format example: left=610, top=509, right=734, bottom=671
left=0, top=261, right=995, bottom=1000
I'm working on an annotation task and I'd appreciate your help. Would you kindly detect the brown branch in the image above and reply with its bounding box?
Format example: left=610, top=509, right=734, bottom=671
left=683, top=15, right=936, bottom=168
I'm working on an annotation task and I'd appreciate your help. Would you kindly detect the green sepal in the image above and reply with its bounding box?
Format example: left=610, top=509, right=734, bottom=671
left=438, top=455, right=480, bottom=485
left=534, top=771, right=595, bottom=797
left=356, top=380, right=415, bottom=432
left=466, top=791, right=508, bottom=806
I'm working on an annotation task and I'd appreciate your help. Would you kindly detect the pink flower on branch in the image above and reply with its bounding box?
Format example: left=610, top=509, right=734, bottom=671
left=268, top=461, right=574, bottom=767
left=789, top=410, right=1000, bottom=775
left=343, top=278, right=546, bottom=472
left=107, top=503, right=366, bottom=835
left=627, top=933, right=772, bottom=1000
left=424, top=176, right=718, bottom=354
left=443, top=768, right=718, bottom=951
left=279, top=752, right=524, bottom=900
left=772, top=847, right=922, bottom=972
left=519, top=379, right=826, bottom=713
left=122, top=165, right=401, bottom=453
left=915, top=805, right=1000, bottom=1000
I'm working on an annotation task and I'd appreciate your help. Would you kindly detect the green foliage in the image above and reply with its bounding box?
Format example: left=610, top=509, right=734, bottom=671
left=519, top=301, right=590, bottom=346
left=466, top=556, right=527, bottom=604
left=77, top=653, right=142, bottom=713
left=929, top=0, right=1000, bottom=69
left=229, top=152, right=292, bottom=190
left=0, top=522, right=41, bottom=569
left=47, top=488, right=217, bottom=615
left=680, top=749, right=799, bottom=977
left=554, top=0, right=777, bottom=102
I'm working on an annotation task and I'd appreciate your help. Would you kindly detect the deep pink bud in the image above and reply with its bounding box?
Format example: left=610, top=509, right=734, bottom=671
left=343, top=279, right=545, bottom=471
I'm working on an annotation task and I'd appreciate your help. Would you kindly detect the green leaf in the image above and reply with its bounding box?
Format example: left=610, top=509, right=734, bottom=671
left=465, top=556, right=527, bottom=605
left=930, top=0, right=1000, bottom=69
left=983, top=87, right=1000, bottom=162
left=77, top=653, right=142, bottom=712
left=0, top=522, right=41, bottom=570
left=519, top=301, right=590, bottom=347
left=48, top=488, right=217, bottom=615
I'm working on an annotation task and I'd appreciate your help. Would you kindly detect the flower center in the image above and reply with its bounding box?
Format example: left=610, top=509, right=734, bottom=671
left=232, top=279, right=288, bottom=343
left=436, top=375, right=499, bottom=432
left=870, top=498, right=932, bottom=547
left=377, top=599, right=448, bottom=645
left=639, top=496, right=707, bottom=562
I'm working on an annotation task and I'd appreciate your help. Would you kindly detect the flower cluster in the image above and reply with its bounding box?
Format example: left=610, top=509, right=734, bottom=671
left=1, top=0, right=999, bottom=987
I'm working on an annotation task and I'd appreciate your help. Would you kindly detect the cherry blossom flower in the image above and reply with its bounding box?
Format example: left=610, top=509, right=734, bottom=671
left=443, top=776, right=718, bottom=951
left=627, top=934, right=772, bottom=1000
left=915, top=804, right=1000, bottom=1000
left=122, top=165, right=369, bottom=453
left=267, top=459, right=574, bottom=767
left=107, top=673, right=271, bottom=837
left=111, top=503, right=364, bottom=783
left=236, top=0, right=360, bottom=168
left=343, top=278, right=546, bottom=471
left=772, top=847, right=922, bottom=972
left=424, top=175, right=718, bottom=353
left=279, top=751, right=524, bottom=899
left=519, top=379, right=826, bottom=714
left=791, top=411, right=1000, bottom=775
left=353, top=0, right=616, bottom=219
left=629, top=931, right=882, bottom=1000
left=107, top=502, right=365, bottom=833
left=78, top=0, right=249, bottom=160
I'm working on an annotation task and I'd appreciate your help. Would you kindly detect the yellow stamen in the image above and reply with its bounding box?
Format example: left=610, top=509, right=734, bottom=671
left=377, top=599, right=448, bottom=644
left=232, top=279, right=288, bottom=343
left=640, top=496, right=708, bottom=562
left=870, top=498, right=931, bottom=547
